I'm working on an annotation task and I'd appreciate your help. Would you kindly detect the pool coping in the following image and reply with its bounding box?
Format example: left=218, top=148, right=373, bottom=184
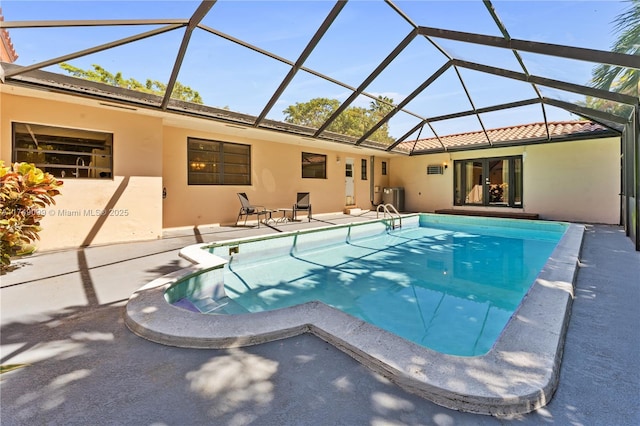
left=124, top=219, right=584, bottom=416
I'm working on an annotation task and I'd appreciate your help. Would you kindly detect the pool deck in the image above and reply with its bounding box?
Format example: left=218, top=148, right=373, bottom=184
left=1, top=212, right=639, bottom=425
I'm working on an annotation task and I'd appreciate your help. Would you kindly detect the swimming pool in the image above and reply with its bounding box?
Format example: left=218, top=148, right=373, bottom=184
left=168, top=215, right=566, bottom=356
left=125, top=213, right=584, bottom=415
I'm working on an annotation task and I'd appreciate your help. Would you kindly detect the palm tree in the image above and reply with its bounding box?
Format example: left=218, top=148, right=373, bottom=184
left=591, top=0, right=639, bottom=97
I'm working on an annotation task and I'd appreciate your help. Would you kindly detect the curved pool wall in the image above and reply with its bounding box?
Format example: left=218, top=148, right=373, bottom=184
left=125, top=213, right=585, bottom=416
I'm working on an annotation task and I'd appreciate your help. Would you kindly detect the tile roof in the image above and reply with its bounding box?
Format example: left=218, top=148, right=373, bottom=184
left=0, top=8, right=18, bottom=63
left=394, top=120, right=614, bottom=154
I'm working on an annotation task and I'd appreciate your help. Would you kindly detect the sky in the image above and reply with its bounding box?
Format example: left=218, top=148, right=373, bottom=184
left=1, top=0, right=630, bottom=140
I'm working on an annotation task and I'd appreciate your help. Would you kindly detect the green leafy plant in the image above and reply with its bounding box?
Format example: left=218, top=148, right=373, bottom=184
left=0, top=161, right=63, bottom=270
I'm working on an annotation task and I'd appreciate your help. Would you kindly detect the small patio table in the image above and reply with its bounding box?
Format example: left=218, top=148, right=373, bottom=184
left=261, top=209, right=278, bottom=225
left=277, top=208, right=294, bottom=224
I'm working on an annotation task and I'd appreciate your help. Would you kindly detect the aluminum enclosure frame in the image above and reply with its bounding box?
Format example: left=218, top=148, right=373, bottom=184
left=1, top=0, right=638, bottom=248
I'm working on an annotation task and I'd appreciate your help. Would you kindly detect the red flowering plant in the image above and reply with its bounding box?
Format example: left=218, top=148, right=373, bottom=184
left=0, top=161, right=63, bottom=270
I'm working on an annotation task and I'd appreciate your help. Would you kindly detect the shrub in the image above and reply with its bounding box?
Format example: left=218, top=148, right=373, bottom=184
left=0, top=161, right=63, bottom=270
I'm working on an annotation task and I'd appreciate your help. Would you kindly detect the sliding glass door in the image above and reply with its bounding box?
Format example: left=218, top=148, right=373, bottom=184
left=454, top=156, right=522, bottom=208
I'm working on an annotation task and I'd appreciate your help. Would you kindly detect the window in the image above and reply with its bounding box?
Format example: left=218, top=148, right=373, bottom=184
left=345, top=162, right=353, bottom=177
left=12, top=122, right=113, bottom=179
left=188, top=137, right=251, bottom=185
left=381, top=161, right=387, bottom=175
left=361, top=159, right=367, bottom=180
left=454, top=155, right=523, bottom=207
left=302, top=152, right=326, bottom=179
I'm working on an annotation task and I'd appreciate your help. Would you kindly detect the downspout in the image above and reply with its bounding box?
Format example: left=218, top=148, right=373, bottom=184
left=370, top=156, right=376, bottom=207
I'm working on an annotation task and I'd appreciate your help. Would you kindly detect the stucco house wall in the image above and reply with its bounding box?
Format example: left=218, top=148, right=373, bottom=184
left=1, top=89, right=391, bottom=250
left=162, top=125, right=386, bottom=228
left=1, top=91, right=164, bottom=251
left=524, top=139, right=620, bottom=223
left=389, top=138, right=621, bottom=224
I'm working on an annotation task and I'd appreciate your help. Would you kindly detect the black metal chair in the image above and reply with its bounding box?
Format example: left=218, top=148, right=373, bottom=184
left=236, top=192, right=267, bottom=227
left=292, top=192, right=312, bottom=222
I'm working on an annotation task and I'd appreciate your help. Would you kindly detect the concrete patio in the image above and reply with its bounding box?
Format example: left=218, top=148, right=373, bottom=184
left=1, top=213, right=638, bottom=425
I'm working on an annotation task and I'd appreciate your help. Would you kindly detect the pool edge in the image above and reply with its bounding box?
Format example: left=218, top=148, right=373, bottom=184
left=124, top=221, right=584, bottom=416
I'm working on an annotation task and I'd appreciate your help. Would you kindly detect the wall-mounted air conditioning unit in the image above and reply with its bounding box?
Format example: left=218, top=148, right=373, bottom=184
left=427, top=164, right=444, bottom=175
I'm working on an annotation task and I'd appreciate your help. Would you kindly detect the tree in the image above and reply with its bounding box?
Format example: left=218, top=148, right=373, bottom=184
left=581, top=94, right=634, bottom=118
left=283, top=96, right=395, bottom=144
left=59, top=63, right=204, bottom=104
left=585, top=0, right=639, bottom=118
left=368, top=96, right=395, bottom=143
left=283, top=97, right=340, bottom=128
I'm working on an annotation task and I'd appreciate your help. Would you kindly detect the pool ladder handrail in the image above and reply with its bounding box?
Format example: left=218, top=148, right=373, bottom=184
left=376, top=203, right=402, bottom=229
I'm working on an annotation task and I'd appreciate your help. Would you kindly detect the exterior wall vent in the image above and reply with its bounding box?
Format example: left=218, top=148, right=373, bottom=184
left=427, top=164, right=444, bottom=175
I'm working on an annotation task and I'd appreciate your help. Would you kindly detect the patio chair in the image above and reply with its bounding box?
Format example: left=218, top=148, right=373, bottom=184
left=236, top=193, right=267, bottom=227
left=292, top=192, right=312, bottom=222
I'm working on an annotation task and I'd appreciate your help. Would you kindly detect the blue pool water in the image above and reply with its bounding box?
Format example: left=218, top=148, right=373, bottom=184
left=173, top=215, right=567, bottom=356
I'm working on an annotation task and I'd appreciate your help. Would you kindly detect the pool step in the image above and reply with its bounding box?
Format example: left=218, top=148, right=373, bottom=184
left=192, top=297, right=249, bottom=314
left=192, top=298, right=228, bottom=313
left=172, top=298, right=200, bottom=312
